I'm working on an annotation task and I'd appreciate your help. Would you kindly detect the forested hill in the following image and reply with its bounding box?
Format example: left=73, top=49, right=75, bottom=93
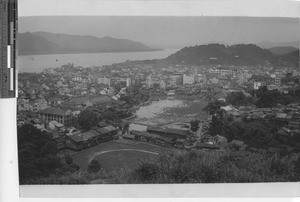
left=165, top=44, right=299, bottom=66
left=18, top=32, right=158, bottom=55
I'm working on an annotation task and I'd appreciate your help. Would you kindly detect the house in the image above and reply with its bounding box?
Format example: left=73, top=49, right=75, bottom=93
left=66, top=125, right=118, bottom=150
left=214, top=135, right=228, bottom=145
left=230, top=140, right=244, bottom=149
left=130, top=130, right=152, bottom=142
left=95, top=125, right=118, bottom=141
left=123, top=133, right=135, bottom=140
left=195, top=142, right=221, bottom=150
left=38, top=107, right=73, bottom=128
left=147, top=126, right=190, bottom=140
left=66, top=130, right=98, bottom=150
left=47, top=97, right=62, bottom=106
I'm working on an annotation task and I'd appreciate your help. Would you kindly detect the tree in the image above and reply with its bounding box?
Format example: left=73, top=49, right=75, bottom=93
left=203, top=100, right=226, bottom=116
left=87, top=159, right=101, bottom=173
left=18, top=124, right=62, bottom=183
left=113, top=81, right=126, bottom=92
left=226, top=91, right=254, bottom=106
left=122, top=123, right=130, bottom=135
left=64, top=154, right=73, bottom=165
left=190, top=120, right=200, bottom=132
left=255, top=86, right=279, bottom=108
left=77, top=110, right=98, bottom=130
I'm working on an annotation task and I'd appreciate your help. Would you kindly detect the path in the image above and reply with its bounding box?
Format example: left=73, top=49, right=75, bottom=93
left=88, top=149, right=159, bottom=163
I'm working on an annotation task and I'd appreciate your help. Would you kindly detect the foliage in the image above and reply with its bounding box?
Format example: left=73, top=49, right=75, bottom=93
left=190, top=120, right=200, bottom=132
left=131, top=150, right=299, bottom=183
left=113, top=81, right=126, bottom=92
left=134, top=161, right=160, bottom=183
left=18, top=124, right=62, bottom=184
left=255, top=86, right=279, bottom=108
left=226, top=91, right=254, bottom=106
left=64, top=154, right=73, bottom=165
left=203, top=100, right=226, bottom=116
left=77, top=110, right=98, bottom=130
left=87, top=160, right=102, bottom=173
left=24, top=150, right=300, bottom=184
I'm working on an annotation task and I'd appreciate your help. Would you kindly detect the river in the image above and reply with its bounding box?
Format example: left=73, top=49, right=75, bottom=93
left=18, top=49, right=178, bottom=72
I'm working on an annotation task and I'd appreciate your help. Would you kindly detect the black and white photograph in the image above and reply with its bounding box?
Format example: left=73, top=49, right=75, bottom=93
left=1, top=0, right=300, bottom=199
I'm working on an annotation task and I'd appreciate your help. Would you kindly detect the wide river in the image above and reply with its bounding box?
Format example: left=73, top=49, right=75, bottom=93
left=18, top=49, right=178, bottom=72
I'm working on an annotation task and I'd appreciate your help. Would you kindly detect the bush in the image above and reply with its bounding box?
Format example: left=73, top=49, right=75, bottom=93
left=87, top=160, right=101, bottom=173
left=65, top=154, right=73, bottom=165
left=135, top=161, right=160, bottom=183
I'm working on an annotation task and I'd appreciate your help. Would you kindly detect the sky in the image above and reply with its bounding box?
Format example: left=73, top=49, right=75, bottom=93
left=19, top=0, right=300, bottom=17
left=18, top=0, right=300, bottom=48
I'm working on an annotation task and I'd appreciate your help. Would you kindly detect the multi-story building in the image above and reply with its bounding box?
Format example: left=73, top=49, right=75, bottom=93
left=146, top=75, right=153, bottom=88
left=38, top=107, right=73, bottom=128
left=0, top=0, right=17, bottom=98
left=170, top=74, right=183, bottom=86
left=117, top=77, right=132, bottom=87
left=42, top=68, right=54, bottom=74
left=98, top=77, right=111, bottom=86
left=253, top=81, right=265, bottom=90
left=275, top=72, right=284, bottom=87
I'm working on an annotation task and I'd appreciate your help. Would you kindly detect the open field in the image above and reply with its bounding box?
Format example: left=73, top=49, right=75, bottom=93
left=70, top=140, right=167, bottom=170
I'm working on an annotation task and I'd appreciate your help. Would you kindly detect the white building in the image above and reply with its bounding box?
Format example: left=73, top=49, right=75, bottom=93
left=98, top=77, right=111, bottom=86
left=253, top=81, right=265, bottom=90
left=183, top=74, right=195, bottom=85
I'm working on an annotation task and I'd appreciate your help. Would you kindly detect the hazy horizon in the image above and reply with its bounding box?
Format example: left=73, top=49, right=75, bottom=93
left=19, top=16, right=300, bottom=49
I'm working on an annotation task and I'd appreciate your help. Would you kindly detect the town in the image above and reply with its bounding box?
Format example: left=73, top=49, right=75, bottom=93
left=17, top=57, right=300, bottom=156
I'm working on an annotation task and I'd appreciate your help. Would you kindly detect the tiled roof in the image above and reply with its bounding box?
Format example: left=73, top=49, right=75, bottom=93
left=90, top=96, right=111, bottom=104
left=147, top=126, right=189, bottom=137
left=39, top=107, right=67, bottom=116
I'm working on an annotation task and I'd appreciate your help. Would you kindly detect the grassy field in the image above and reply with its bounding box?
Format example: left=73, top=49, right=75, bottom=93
left=70, top=140, right=166, bottom=170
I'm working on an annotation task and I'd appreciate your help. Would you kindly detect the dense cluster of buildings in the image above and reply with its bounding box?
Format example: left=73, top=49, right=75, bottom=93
left=17, top=59, right=300, bottom=154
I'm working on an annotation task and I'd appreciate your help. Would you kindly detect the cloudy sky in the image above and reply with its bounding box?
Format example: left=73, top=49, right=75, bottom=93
left=19, top=0, right=300, bottom=17
left=18, top=0, right=300, bottom=48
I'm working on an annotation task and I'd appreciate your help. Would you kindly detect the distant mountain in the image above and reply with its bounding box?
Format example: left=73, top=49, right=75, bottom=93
left=269, top=46, right=299, bottom=55
left=257, top=41, right=299, bottom=49
left=18, top=32, right=158, bottom=55
left=165, top=44, right=281, bottom=66
left=18, top=32, right=64, bottom=55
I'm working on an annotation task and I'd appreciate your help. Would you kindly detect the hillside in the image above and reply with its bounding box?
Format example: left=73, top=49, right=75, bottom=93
left=165, top=44, right=278, bottom=66
left=279, top=50, right=300, bottom=66
left=257, top=41, right=299, bottom=49
left=269, top=46, right=299, bottom=55
left=18, top=32, right=65, bottom=55
left=18, top=32, right=157, bottom=55
left=164, top=44, right=298, bottom=66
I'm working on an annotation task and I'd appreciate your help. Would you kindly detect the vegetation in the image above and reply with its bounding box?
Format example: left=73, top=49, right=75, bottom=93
left=190, top=120, right=200, bottom=132
left=165, top=44, right=297, bottom=66
left=18, top=124, right=80, bottom=184
left=18, top=124, right=62, bottom=183
left=226, top=91, right=255, bottom=107
left=25, top=150, right=300, bottom=184
left=77, top=109, right=99, bottom=130
left=87, top=160, right=102, bottom=173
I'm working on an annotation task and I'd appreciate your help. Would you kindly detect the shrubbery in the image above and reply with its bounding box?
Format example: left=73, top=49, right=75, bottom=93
left=22, top=148, right=300, bottom=184
left=87, top=160, right=102, bottom=173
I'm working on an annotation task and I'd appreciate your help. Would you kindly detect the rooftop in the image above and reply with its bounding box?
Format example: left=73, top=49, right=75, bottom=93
left=39, top=107, right=68, bottom=116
